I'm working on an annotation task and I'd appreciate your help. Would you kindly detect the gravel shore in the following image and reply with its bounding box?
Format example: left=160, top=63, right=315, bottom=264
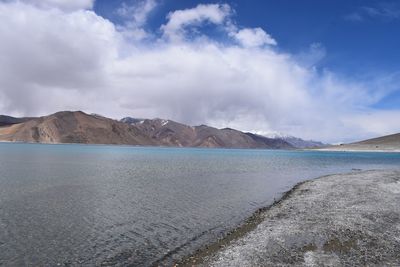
left=180, top=170, right=400, bottom=266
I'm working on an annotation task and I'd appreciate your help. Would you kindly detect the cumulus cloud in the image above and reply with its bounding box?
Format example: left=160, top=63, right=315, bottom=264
left=161, top=3, right=231, bottom=41
left=233, top=27, right=277, bottom=47
left=13, top=0, right=95, bottom=11
left=116, top=0, right=156, bottom=26
left=0, top=1, right=117, bottom=114
left=0, top=1, right=399, bottom=143
left=115, top=0, right=157, bottom=41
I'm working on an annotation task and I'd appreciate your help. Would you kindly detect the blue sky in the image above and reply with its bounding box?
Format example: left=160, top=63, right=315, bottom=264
left=1, top=0, right=400, bottom=142
left=94, top=0, right=400, bottom=77
left=93, top=0, right=400, bottom=112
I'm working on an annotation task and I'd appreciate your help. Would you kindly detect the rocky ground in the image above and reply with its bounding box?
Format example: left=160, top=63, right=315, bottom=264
left=182, top=170, right=400, bottom=266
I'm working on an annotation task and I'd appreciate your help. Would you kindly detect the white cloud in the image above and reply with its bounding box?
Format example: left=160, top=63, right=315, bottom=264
left=342, top=110, right=400, bottom=140
left=115, top=0, right=157, bottom=41
left=116, top=0, right=157, bottom=41
left=161, top=3, right=231, bottom=41
left=116, top=0, right=156, bottom=26
left=345, top=3, right=400, bottom=22
left=15, top=0, right=95, bottom=11
left=233, top=27, right=277, bottom=47
left=0, top=1, right=117, bottom=114
left=0, top=1, right=399, bottom=143
left=293, top=43, right=326, bottom=68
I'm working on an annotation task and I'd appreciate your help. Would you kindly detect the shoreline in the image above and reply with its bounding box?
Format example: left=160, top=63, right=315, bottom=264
left=177, top=169, right=400, bottom=266
left=0, top=140, right=294, bottom=150
left=2, top=140, right=400, bottom=153
left=311, top=148, right=400, bottom=153
left=175, top=179, right=309, bottom=266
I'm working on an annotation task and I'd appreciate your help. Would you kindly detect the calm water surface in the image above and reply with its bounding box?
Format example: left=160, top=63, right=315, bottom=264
left=1, top=143, right=400, bottom=266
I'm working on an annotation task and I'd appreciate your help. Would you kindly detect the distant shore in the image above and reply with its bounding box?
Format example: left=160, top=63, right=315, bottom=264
left=312, top=142, right=400, bottom=153
left=2, top=140, right=400, bottom=153
left=178, top=170, right=400, bottom=266
left=312, top=147, right=400, bottom=153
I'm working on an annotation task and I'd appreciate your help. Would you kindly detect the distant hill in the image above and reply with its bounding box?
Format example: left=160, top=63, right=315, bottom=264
left=0, top=111, right=298, bottom=149
left=318, top=133, right=400, bottom=152
left=120, top=117, right=294, bottom=149
left=355, top=133, right=400, bottom=147
left=0, top=115, right=31, bottom=126
left=0, top=111, right=156, bottom=145
left=261, top=132, right=326, bottom=149
left=281, top=136, right=325, bottom=149
left=0, top=111, right=330, bottom=149
left=243, top=132, right=297, bottom=149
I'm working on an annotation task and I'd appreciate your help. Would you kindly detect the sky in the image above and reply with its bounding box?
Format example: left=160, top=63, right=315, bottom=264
left=0, top=0, right=399, bottom=143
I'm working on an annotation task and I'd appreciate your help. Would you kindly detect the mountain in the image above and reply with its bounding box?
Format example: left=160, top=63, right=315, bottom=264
left=0, top=111, right=295, bottom=149
left=263, top=132, right=326, bottom=149
left=355, top=133, right=400, bottom=147
left=243, top=132, right=297, bottom=149
left=122, top=117, right=294, bottom=149
left=318, top=133, right=400, bottom=152
left=0, top=115, right=31, bottom=127
left=281, top=136, right=325, bottom=149
left=0, top=111, right=156, bottom=145
left=120, top=117, right=144, bottom=125
left=2, top=112, right=397, bottom=152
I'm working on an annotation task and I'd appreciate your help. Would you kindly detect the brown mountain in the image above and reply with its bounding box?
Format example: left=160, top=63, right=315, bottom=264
left=355, top=133, right=400, bottom=147
left=132, top=118, right=293, bottom=149
left=0, top=115, right=31, bottom=127
left=0, top=111, right=156, bottom=145
left=0, top=111, right=294, bottom=149
left=318, top=133, right=400, bottom=152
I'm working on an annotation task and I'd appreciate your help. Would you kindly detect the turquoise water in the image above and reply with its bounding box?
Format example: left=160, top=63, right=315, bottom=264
left=0, top=143, right=400, bottom=266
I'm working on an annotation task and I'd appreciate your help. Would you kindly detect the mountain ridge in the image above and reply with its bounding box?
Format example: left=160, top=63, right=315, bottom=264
left=0, top=111, right=324, bottom=149
left=317, top=132, right=400, bottom=152
left=0, top=115, right=32, bottom=127
left=0, top=111, right=156, bottom=145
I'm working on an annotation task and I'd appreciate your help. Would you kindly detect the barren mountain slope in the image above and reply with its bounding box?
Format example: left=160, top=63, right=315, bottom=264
left=0, top=111, right=157, bottom=145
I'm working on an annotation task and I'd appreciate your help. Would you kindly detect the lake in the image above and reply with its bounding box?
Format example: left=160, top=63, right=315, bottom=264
left=1, top=143, right=400, bottom=266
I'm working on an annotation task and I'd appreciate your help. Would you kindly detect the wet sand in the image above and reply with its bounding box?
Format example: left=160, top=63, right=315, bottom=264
left=178, top=170, right=400, bottom=266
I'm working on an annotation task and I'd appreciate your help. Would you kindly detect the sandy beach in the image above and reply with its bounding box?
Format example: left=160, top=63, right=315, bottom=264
left=179, top=170, right=400, bottom=266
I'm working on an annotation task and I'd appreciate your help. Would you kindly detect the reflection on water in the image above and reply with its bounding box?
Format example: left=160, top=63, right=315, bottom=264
left=0, top=143, right=400, bottom=266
